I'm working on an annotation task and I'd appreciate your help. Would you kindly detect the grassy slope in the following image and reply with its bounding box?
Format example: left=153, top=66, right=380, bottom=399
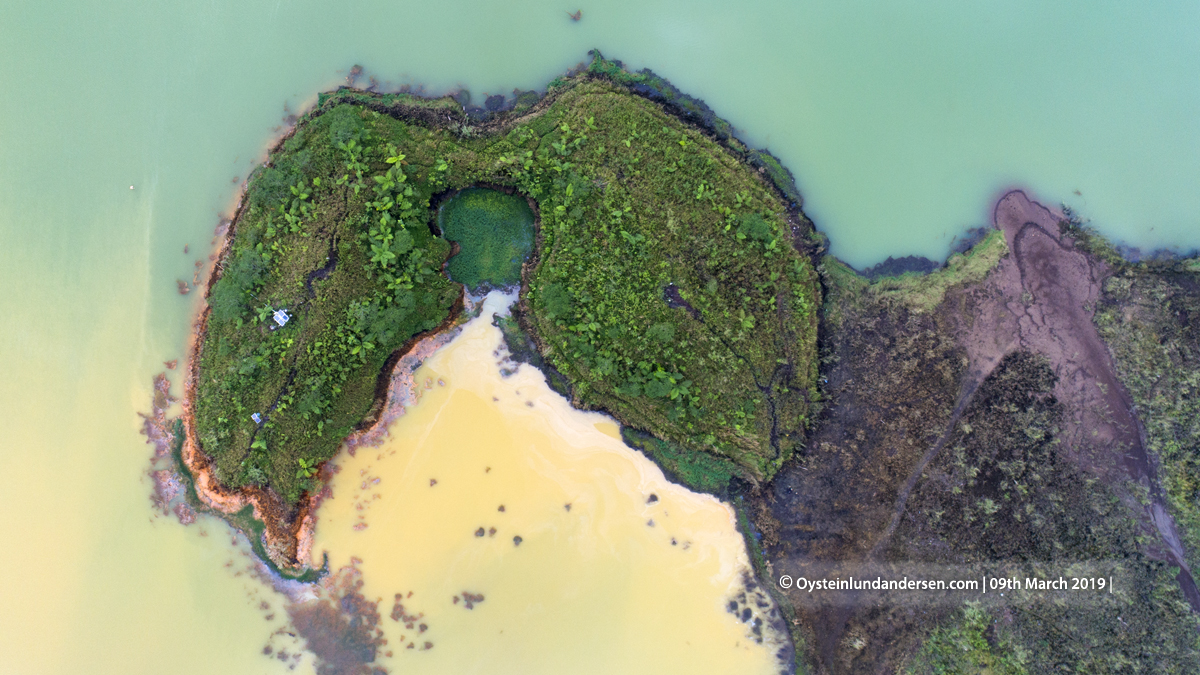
left=818, top=228, right=1009, bottom=327
left=194, top=56, right=821, bottom=504
left=867, top=229, right=1008, bottom=313
left=1095, top=263, right=1200, bottom=575
left=904, top=603, right=1028, bottom=675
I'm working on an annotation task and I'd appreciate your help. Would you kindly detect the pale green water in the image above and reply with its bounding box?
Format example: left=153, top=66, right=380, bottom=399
left=1, top=0, right=1197, bottom=672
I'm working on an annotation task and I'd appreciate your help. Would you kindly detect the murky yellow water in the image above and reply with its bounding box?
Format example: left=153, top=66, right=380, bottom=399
left=312, top=292, right=781, bottom=674
left=0, top=326, right=316, bottom=674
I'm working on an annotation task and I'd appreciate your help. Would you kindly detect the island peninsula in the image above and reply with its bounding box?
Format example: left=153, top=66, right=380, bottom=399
left=181, top=52, right=820, bottom=571
left=170, top=52, right=1200, bottom=673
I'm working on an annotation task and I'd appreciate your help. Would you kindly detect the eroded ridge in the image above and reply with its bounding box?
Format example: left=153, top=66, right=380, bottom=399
left=760, top=191, right=1200, bottom=673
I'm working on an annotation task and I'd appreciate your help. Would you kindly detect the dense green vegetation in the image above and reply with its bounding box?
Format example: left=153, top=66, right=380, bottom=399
left=437, top=188, right=535, bottom=289
left=195, top=104, right=461, bottom=503
left=621, top=429, right=741, bottom=496
left=194, top=54, right=821, bottom=504
left=521, top=80, right=820, bottom=480
left=904, top=603, right=1027, bottom=675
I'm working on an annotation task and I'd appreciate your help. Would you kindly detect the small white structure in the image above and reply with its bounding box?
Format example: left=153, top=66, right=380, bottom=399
left=251, top=413, right=262, bottom=424
left=272, top=308, right=291, bottom=327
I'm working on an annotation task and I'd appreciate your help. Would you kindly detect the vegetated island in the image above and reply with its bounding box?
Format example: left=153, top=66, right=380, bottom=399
left=165, top=52, right=1200, bottom=673
left=178, top=51, right=820, bottom=575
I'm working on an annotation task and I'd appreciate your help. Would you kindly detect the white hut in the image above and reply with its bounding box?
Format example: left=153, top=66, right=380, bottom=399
left=272, top=308, right=291, bottom=327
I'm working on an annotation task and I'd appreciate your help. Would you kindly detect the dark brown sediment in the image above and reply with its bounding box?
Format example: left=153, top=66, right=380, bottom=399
left=285, top=565, right=390, bottom=675
left=993, top=192, right=1198, bottom=611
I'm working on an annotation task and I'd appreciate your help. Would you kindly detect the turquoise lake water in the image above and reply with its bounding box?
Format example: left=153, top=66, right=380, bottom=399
left=0, top=0, right=1196, bottom=672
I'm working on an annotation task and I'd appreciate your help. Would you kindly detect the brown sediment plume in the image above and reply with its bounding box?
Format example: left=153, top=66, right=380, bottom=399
left=173, top=502, right=196, bottom=525
left=285, top=565, right=389, bottom=675
left=141, top=373, right=194, bottom=524
left=459, top=591, right=485, bottom=610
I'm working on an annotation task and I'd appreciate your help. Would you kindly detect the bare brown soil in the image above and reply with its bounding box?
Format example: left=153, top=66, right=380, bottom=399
left=991, top=192, right=1199, bottom=611
left=759, top=190, right=1199, bottom=673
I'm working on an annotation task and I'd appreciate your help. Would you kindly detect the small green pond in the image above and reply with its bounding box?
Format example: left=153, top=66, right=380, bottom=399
left=437, top=188, right=535, bottom=290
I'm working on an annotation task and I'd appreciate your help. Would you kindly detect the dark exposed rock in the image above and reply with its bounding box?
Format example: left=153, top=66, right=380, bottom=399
left=484, top=94, right=506, bottom=112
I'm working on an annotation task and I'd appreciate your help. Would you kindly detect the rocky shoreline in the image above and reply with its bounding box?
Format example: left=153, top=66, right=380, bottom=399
left=169, top=295, right=471, bottom=572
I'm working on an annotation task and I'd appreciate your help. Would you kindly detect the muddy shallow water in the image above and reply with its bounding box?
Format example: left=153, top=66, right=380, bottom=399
left=308, top=292, right=789, bottom=674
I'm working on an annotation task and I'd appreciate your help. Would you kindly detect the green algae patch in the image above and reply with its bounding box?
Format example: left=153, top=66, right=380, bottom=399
left=438, top=188, right=534, bottom=289
left=193, top=52, right=821, bottom=510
